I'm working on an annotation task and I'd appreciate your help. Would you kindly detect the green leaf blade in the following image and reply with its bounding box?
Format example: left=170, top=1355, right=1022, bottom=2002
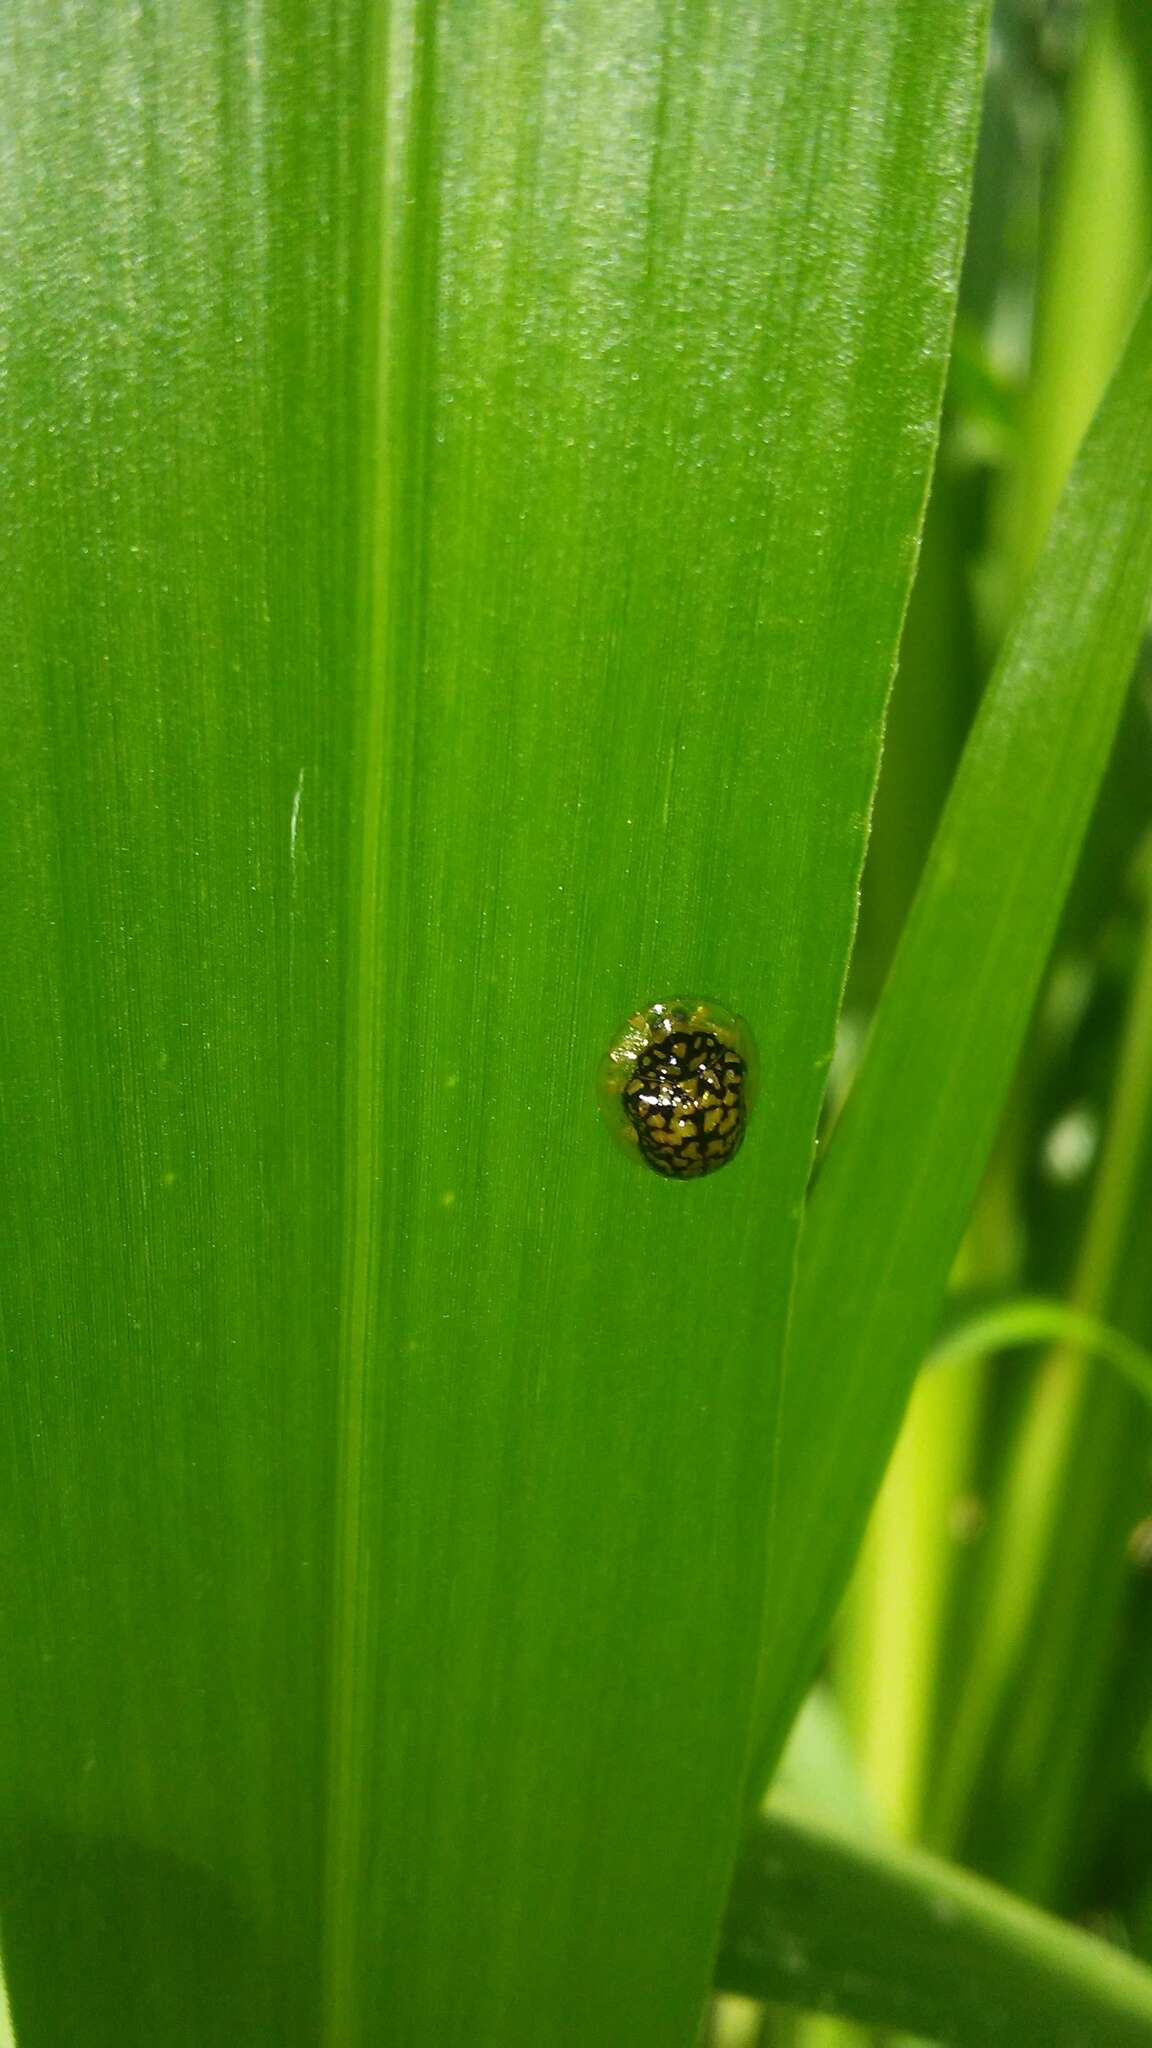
left=0, top=4, right=989, bottom=2043
left=324, top=7, right=991, bottom=2040
left=719, top=1794, right=1152, bottom=2047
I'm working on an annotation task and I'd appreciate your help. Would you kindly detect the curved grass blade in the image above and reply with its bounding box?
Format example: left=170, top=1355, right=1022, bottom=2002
left=926, top=1297, right=1152, bottom=1407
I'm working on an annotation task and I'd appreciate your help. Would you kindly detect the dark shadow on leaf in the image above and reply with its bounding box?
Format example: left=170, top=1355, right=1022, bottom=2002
left=0, top=1824, right=314, bottom=2048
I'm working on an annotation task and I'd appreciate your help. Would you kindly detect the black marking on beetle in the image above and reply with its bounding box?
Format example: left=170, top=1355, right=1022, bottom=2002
left=621, top=1026, right=747, bottom=1179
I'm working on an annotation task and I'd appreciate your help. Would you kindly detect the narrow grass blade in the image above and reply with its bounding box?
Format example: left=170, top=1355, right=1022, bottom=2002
left=751, top=278, right=1152, bottom=1783
left=717, top=1793, right=1152, bottom=2046
left=829, top=0, right=1152, bottom=1897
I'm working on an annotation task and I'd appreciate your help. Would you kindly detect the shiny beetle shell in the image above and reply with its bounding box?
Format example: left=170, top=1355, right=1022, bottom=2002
left=598, top=999, right=758, bottom=1179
